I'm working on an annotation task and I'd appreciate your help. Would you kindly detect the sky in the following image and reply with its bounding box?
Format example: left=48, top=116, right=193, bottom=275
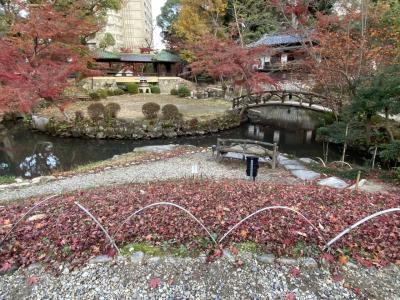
left=152, top=0, right=167, bottom=50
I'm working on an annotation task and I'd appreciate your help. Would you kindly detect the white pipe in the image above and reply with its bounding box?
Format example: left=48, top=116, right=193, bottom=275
left=218, top=206, right=325, bottom=244
left=324, top=208, right=400, bottom=249
left=75, top=202, right=120, bottom=253
left=315, top=157, right=326, bottom=167
left=330, top=161, right=353, bottom=169
left=0, top=195, right=58, bottom=246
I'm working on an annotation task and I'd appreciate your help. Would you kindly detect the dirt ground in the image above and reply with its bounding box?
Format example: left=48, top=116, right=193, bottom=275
left=38, top=94, right=231, bottom=121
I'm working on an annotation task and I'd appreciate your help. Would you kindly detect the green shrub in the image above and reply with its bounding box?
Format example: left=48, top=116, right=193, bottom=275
left=177, top=85, right=191, bottom=98
left=170, top=88, right=178, bottom=96
left=113, top=88, right=125, bottom=96
left=87, top=103, right=105, bottom=121
left=104, top=102, right=121, bottom=119
left=151, top=85, right=161, bottom=94
left=162, top=104, right=181, bottom=120
left=395, top=167, right=400, bottom=183
left=142, top=102, right=160, bottom=119
left=126, top=83, right=139, bottom=94
left=106, top=89, right=115, bottom=97
left=75, top=110, right=85, bottom=122
left=89, top=92, right=101, bottom=101
left=379, top=140, right=400, bottom=164
left=96, top=89, right=108, bottom=99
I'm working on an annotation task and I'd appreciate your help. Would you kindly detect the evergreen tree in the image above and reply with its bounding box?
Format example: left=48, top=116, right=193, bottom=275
left=225, top=0, right=280, bottom=44
left=156, top=0, right=181, bottom=45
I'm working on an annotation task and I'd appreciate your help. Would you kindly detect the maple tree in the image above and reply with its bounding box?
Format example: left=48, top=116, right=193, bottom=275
left=0, top=2, right=98, bottom=115
left=189, top=34, right=275, bottom=112
left=308, top=5, right=398, bottom=113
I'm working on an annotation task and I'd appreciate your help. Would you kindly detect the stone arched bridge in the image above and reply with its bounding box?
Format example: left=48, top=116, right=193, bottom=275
left=232, top=90, right=332, bottom=113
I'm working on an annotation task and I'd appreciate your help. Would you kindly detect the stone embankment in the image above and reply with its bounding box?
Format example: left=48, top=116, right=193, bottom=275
left=30, top=113, right=241, bottom=140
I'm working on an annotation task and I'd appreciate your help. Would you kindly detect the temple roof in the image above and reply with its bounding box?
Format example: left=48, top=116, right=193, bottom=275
left=250, top=33, right=308, bottom=47
left=94, top=49, right=181, bottom=63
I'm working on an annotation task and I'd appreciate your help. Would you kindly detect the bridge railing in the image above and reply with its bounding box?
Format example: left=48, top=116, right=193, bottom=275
left=232, top=90, right=328, bottom=109
left=216, top=138, right=279, bottom=169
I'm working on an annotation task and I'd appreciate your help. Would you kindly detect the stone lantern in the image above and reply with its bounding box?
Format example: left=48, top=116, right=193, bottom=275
left=138, top=77, right=151, bottom=94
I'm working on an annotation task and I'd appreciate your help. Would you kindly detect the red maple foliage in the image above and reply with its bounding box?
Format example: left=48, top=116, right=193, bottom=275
left=0, top=3, right=98, bottom=114
left=189, top=35, right=275, bottom=102
left=0, top=180, right=399, bottom=269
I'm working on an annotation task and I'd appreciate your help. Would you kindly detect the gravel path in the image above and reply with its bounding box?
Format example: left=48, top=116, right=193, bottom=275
left=0, top=152, right=300, bottom=203
left=1, top=253, right=399, bottom=300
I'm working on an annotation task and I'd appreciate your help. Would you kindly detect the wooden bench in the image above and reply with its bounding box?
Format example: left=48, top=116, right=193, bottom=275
left=215, top=139, right=279, bottom=169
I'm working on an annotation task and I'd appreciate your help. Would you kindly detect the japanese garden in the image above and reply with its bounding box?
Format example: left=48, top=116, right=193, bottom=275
left=0, top=0, right=399, bottom=298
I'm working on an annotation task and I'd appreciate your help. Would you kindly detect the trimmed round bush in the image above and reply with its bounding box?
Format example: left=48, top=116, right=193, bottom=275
left=188, top=118, right=199, bottom=128
left=75, top=110, right=84, bottom=122
left=126, top=83, right=139, bottom=94
left=177, top=85, right=191, bottom=98
left=162, top=104, right=180, bottom=120
left=87, top=103, right=105, bottom=121
left=105, top=102, right=121, bottom=119
left=170, top=88, right=178, bottom=96
left=96, top=89, right=108, bottom=99
left=151, top=85, right=161, bottom=94
left=113, top=88, right=125, bottom=96
left=142, top=102, right=160, bottom=119
left=89, top=92, right=101, bottom=101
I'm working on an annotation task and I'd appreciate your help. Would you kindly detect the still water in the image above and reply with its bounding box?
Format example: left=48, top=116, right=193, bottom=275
left=0, top=122, right=340, bottom=178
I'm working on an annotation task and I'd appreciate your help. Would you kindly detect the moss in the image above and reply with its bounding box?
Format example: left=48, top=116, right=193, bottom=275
left=0, top=176, right=16, bottom=185
left=235, top=241, right=259, bottom=253
left=120, top=242, right=192, bottom=257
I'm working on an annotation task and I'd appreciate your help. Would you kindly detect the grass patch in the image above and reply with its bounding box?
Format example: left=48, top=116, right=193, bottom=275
left=120, top=242, right=193, bottom=258
left=235, top=241, right=259, bottom=253
left=0, top=176, right=16, bottom=185
left=55, top=152, right=146, bottom=175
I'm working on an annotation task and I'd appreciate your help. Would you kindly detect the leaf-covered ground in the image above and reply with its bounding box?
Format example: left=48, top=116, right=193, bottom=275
left=0, top=179, right=399, bottom=269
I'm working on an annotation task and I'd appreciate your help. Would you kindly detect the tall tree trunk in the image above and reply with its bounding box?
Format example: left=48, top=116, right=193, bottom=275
left=232, top=0, right=244, bottom=47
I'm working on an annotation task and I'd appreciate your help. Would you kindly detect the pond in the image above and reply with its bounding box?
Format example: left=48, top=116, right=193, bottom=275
left=0, top=121, right=343, bottom=178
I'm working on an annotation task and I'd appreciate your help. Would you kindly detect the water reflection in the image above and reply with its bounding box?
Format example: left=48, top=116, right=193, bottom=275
left=19, top=142, right=60, bottom=177
left=0, top=122, right=337, bottom=178
left=246, top=124, right=321, bottom=155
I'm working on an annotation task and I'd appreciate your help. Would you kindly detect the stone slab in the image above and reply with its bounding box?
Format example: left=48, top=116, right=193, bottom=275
left=318, top=177, right=349, bottom=189
left=280, top=159, right=299, bottom=166
left=291, top=170, right=321, bottom=181
left=284, top=164, right=306, bottom=171
left=299, top=158, right=319, bottom=165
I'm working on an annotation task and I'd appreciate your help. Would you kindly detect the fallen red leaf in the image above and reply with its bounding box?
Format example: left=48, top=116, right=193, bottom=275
left=285, top=292, right=296, bottom=300
left=149, top=277, right=161, bottom=289
left=289, top=267, right=301, bottom=277
left=27, top=276, right=40, bottom=285
left=0, top=262, right=13, bottom=273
